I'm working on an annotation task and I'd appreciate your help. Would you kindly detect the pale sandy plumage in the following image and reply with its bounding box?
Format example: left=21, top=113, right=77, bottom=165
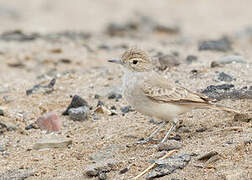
left=108, top=48, right=238, bottom=143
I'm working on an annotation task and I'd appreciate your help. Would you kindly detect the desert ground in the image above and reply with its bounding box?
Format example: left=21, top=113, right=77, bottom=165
left=0, top=0, right=251, bottom=179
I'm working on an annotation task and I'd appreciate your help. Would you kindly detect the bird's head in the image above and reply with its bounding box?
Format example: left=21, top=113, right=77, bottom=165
left=108, top=48, right=153, bottom=72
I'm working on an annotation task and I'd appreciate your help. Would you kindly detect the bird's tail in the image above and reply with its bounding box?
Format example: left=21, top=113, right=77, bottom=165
left=209, top=103, right=240, bottom=114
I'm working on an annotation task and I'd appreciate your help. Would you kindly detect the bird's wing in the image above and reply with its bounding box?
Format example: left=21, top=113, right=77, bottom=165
left=141, top=73, right=212, bottom=105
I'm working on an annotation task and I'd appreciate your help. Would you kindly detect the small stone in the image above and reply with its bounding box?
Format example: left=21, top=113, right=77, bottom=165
left=198, top=37, right=232, bottom=52
left=25, top=123, right=38, bottom=130
left=186, top=55, right=198, bottom=64
left=210, top=61, right=223, bottom=68
left=157, top=140, right=182, bottom=151
left=119, top=167, right=129, bottom=174
left=244, top=138, right=252, bottom=145
left=153, top=24, right=180, bottom=34
left=233, top=113, right=252, bottom=122
left=94, top=94, right=100, bottom=99
left=68, top=106, right=89, bottom=121
left=107, top=92, right=122, bottom=100
left=36, top=112, right=61, bottom=132
left=0, top=109, right=4, bottom=116
left=196, top=127, right=207, bottom=132
left=147, top=154, right=191, bottom=179
left=217, top=72, right=233, bottom=82
left=59, top=58, right=71, bottom=64
left=217, top=55, right=247, bottom=64
left=197, top=151, right=218, bottom=161
left=33, top=136, right=72, bottom=150
left=62, top=95, right=88, bottom=115
left=94, top=106, right=115, bottom=116
left=84, top=159, right=118, bottom=177
left=168, top=135, right=182, bottom=141
left=98, top=172, right=107, bottom=180
left=120, top=106, right=134, bottom=114
left=157, top=54, right=180, bottom=70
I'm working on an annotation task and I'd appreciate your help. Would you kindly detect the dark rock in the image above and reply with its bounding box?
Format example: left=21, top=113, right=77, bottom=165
left=68, top=106, right=89, bottom=121
left=201, top=84, right=252, bottom=101
left=97, top=100, right=105, bottom=107
left=59, top=58, right=71, bottom=64
left=0, top=109, right=4, bottom=116
left=0, top=30, right=39, bottom=41
left=98, top=172, right=107, bottom=180
left=157, top=140, right=182, bottom=151
left=106, top=22, right=138, bottom=37
left=210, top=61, right=223, bottom=68
left=217, top=55, right=247, bottom=64
left=198, top=37, right=232, bottom=52
left=217, top=72, right=233, bottom=82
left=119, top=167, right=129, bottom=174
left=110, top=106, right=117, bottom=110
left=25, top=123, right=38, bottom=130
left=157, top=54, right=180, bottom=70
left=84, top=159, right=118, bottom=177
left=186, top=55, right=198, bottom=64
left=7, top=62, right=25, bottom=68
left=26, top=78, right=56, bottom=95
left=62, top=95, right=88, bottom=115
left=0, top=169, right=34, bottom=180
left=120, top=106, right=134, bottom=114
left=168, top=135, right=182, bottom=141
left=244, top=138, right=252, bottom=145
left=153, top=24, right=180, bottom=34
left=94, top=94, right=101, bottom=99
left=107, top=92, right=122, bottom=100
left=147, top=154, right=191, bottom=179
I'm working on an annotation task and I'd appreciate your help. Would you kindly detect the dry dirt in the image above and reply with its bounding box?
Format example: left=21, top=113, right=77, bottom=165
left=0, top=0, right=251, bottom=180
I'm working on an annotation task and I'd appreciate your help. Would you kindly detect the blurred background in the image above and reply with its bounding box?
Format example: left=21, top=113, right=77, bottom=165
left=0, top=0, right=252, bottom=39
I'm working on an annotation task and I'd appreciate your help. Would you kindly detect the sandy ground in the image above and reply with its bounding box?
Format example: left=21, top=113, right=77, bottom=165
left=0, top=0, right=251, bottom=179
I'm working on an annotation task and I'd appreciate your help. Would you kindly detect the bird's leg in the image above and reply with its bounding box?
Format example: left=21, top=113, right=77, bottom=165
left=161, top=119, right=178, bottom=143
left=136, top=121, right=168, bottom=144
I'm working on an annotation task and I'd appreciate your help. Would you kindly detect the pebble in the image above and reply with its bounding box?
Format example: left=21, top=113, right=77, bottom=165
left=26, top=78, right=56, bottom=95
left=157, top=54, right=180, bottom=71
left=147, top=154, right=191, bottom=179
left=25, top=123, right=38, bottom=130
left=198, top=37, right=232, bottom=52
left=62, top=95, right=88, bottom=115
left=153, top=24, right=180, bottom=34
left=106, top=22, right=138, bottom=37
left=33, top=136, right=72, bottom=150
left=120, top=106, right=134, bottom=114
left=119, top=167, right=129, bottom=174
left=210, top=61, right=223, bottom=68
left=0, top=109, right=4, bottom=116
left=107, top=92, right=122, bottom=100
left=217, top=55, right=247, bottom=64
left=217, top=72, right=233, bottom=82
left=36, top=112, right=61, bottom=132
left=68, top=106, right=89, bottom=121
left=98, top=172, right=107, bottom=180
left=84, top=159, right=118, bottom=177
left=186, top=55, right=198, bottom=64
left=157, top=140, right=182, bottom=151
left=197, top=151, right=218, bottom=161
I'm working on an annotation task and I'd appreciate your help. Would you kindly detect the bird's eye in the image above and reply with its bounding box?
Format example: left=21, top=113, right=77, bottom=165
left=132, top=60, right=138, bottom=65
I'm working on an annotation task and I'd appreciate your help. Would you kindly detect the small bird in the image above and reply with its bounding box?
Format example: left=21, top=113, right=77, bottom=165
left=108, top=48, right=239, bottom=143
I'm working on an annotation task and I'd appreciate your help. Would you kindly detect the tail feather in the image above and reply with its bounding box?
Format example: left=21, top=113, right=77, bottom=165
left=210, top=103, right=240, bottom=114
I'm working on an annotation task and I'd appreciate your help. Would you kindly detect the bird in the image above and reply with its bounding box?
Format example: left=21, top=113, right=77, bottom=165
left=108, top=48, right=239, bottom=143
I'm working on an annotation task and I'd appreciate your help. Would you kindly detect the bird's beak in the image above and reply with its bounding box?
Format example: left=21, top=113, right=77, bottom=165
left=108, top=59, right=122, bottom=65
